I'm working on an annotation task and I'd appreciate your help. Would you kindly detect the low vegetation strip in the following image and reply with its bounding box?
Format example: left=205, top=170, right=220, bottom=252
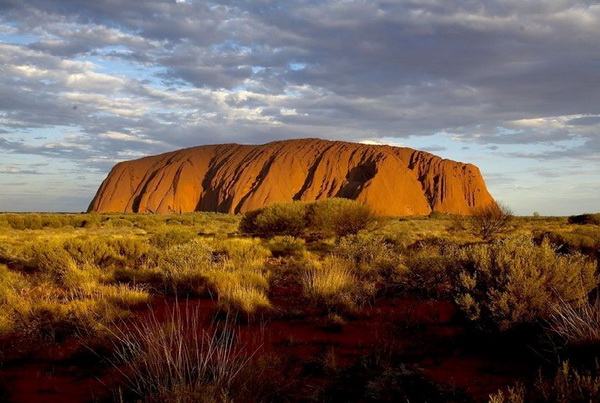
left=0, top=208, right=598, bottom=402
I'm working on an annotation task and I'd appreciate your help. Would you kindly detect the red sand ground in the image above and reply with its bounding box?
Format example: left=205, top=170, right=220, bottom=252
left=0, top=281, right=538, bottom=402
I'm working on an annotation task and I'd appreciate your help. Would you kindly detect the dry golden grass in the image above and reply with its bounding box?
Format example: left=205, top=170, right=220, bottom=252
left=158, top=238, right=272, bottom=315
left=301, top=255, right=375, bottom=312
left=1, top=211, right=598, bottom=354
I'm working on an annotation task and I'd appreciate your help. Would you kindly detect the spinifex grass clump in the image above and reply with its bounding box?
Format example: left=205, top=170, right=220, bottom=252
left=0, top=237, right=152, bottom=344
left=109, top=304, right=255, bottom=402
left=0, top=264, right=29, bottom=337
left=455, top=236, right=598, bottom=331
left=301, top=255, right=376, bottom=313
left=300, top=234, right=411, bottom=313
left=536, top=226, right=600, bottom=257
left=264, top=235, right=307, bottom=258
left=550, top=295, right=600, bottom=347
left=159, top=238, right=272, bottom=315
left=149, top=228, right=196, bottom=249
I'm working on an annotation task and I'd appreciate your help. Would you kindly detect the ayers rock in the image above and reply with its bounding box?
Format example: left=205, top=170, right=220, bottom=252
left=88, top=138, right=497, bottom=216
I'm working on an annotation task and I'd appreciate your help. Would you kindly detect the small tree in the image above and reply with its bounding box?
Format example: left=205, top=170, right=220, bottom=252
left=239, top=201, right=308, bottom=237
left=308, top=198, right=378, bottom=238
left=469, top=201, right=513, bottom=241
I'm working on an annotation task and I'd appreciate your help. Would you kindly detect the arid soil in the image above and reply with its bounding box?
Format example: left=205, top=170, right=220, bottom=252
left=1, top=283, right=538, bottom=402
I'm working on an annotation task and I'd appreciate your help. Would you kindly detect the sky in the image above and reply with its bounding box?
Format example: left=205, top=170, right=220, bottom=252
left=0, top=0, right=599, bottom=215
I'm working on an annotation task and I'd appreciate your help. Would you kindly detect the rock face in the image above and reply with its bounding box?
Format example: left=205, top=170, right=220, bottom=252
left=88, top=138, right=497, bottom=216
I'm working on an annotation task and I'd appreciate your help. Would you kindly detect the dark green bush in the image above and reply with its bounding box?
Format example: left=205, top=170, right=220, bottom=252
left=240, top=201, right=308, bottom=237
left=568, top=213, right=600, bottom=225
left=240, top=198, right=377, bottom=239
left=307, top=198, right=378, bottom=237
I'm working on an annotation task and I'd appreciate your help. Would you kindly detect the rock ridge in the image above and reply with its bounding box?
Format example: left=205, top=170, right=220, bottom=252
left=88, top=138, right=497, bottom=216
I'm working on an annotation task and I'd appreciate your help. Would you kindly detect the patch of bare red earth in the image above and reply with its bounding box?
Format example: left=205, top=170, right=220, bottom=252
left=1, top=283, right=536, bottom=402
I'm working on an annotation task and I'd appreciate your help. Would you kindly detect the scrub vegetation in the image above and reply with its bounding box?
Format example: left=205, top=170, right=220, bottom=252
left=0, top=206, right=598, bottom=402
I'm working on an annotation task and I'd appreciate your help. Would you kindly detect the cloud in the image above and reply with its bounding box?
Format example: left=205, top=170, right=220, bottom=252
left=0, top=166, right=42, bottom=175
left=1, top=2, right=598, bottom=154
left=1, top=0, right=599, bottom=213
left=420, top=145, right=447, bottom=152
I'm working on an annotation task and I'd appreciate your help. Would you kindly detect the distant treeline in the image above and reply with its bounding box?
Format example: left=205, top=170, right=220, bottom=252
left=568, top=213, right=600, bottom=225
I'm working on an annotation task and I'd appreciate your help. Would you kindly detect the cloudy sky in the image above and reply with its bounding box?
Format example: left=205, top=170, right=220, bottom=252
left=0, top=0, right=598, bottom=215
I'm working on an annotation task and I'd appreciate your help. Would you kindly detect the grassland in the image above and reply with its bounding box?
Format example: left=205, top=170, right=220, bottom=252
left=0, top=208, right=598, bottom=402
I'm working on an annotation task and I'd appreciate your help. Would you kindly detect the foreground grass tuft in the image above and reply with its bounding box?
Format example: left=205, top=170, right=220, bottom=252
left=109, top=304, right=256, bottom=402
left=550, top=295, right=600, bottom=347
left=302, top=255, right=375, bottom=313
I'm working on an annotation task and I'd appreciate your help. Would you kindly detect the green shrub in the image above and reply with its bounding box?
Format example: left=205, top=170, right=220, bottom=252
left=333, top=234, right=406, bottom=287
left=150, top=228, right=196, bottom=249
left=108, top=237, right=155, bottom=267
left=80, top=214, right=101, bottom=228
left=4, top=214, right=26, bottom=230
left=105, top=217, right=134, bottom=228
left=24, top=239, right=79, bottom=282
left=240, top=201, right=308, bottom=237
left=239, top=199, right=378, bottom=239
left=63, top=237, right=119, bottom=267
left=568, top=213, right=600, bottom=225
left=455, top=236, right=598, bottom=331
left=307, top=198, right=378, bottom=238
left=402, top=238, right=464, bottom=293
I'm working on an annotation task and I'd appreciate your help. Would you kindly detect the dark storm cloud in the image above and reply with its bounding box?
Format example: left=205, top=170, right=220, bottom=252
left=1, top=0, right=600, bottom=168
